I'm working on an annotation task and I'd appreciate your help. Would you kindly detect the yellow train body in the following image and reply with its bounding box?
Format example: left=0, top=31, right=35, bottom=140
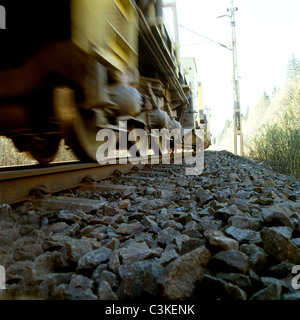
left=71, top=0, right=138, bottom=72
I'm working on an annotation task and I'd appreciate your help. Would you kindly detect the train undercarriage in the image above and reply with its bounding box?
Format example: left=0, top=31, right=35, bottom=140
left=0, top=0, right=207, bottom=164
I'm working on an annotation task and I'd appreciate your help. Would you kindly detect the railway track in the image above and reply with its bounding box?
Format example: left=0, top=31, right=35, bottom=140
left=0, top=150, right=300, bottom=301
left=0, top=158, right=154, bottom=205
left=0, top=150, right=197, bottom=205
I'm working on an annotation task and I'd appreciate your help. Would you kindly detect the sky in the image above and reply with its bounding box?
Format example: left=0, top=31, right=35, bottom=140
left=164, top=0, right=300, bottom=137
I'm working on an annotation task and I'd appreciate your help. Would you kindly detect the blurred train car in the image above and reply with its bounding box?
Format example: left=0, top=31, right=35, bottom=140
left=0, top=0, right=207, bottom=164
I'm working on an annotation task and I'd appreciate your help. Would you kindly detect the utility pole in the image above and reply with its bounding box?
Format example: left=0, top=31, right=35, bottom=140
left=227, top=0, right=243, bottom=156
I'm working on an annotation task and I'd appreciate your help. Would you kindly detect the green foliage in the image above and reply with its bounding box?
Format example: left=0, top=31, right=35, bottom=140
left=250, top=100, right=300, bottom=178
left=216, top=55, right=300, bottom=178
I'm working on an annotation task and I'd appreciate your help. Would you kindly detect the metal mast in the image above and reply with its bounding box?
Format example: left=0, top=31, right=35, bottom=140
left=227, top=0, right=243, bottom=156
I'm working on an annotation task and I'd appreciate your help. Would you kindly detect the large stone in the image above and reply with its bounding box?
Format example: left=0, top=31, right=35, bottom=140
left=282, top=291, right=300, bottom=300
left=158, top=189, right=175, bottom=199
left=157, top=246, right=211, bottom=299
left=272, top=226, right=293, bottom=239
left=228, top=198, right=250, bottom=213
left=228, top=215, right=262, bottom=231
left=77, top=247, right=112, bottom=270
left=197, top=217, right=222, bottom=232
left=143, top=199, right=171, bottom=211
left=213, top=205, right=247, bottom=222
left=292, top=238, right=300, bottom=247
left=104, top=205, right=121, bottom=216
left=6, top=261, right=34, bottom=284
left=265, top=262, right=295, bottom=278
left=250, top=283, right=281, bottom=300
left=50, top=222, right=69, bottom=234
left=257, top=197, right=274, bottom=205
left=142, top=216, right=161, bottom=233
left=260, top=227, right=300, bottom=264
left=228, top=173, right=242, bottom=182
left=65, top=238, right=92, bottom=263
left=262, top=204, right=294, bottom=218
left=157, top=227, right=181, bottom=245
left=161, top=219, right=183, bottom=231
left=58, top=210, right=81, bottom=223
left=108, top=250, right=121, bottom=274
left=180, top=237, right=205, bottom=255
left=213, top=189, right=231, bottom=203
left=155, top=208, right=172, bottom=226
left=115, top=222, right=145, bottom=235
left=98, top=280, right=118, bottom=300
left=204, top=230, right=239, bottom=252
left=117, top=260, right=164, bottom=298
left=34, top=252, right=69, bottom=275
left=118, top=199, right=131, bottom=209
left=159, top=248, right=179, bottom=266
left=68, top=274, right=97, bottom=300
left=93, top=269, right=118, bottom=289
left=216, top=273, right=252, bottom=291
left=38, top=273, right=72, bottom=299
left=195, top=187, right=214, bottom=207
left=196, top=274, right=247, bottom=300
left=225, top=226, right=261, bottom=244
left=240, top=244, right=269, bottom=273
left=262, top=179, right=277, bottom=188
left=183, top=221, right=203, bottom=239
left=262, top=211, right=294, bottom=228
left=174, top=234, right=190, bottom=252
left=210, top=250, right=248, bottom=274
left=277, top=201, right=300, bottom=215
left=118, top=241, right=156, bottom=264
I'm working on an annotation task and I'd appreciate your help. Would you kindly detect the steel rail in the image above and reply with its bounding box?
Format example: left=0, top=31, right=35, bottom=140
left=0, top=159, right=148, bottom=205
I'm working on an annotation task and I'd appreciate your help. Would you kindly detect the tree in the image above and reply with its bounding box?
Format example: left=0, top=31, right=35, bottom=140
left=263, top=91, right=270, bottom=101
left=286, top=54, right=300, bottom=80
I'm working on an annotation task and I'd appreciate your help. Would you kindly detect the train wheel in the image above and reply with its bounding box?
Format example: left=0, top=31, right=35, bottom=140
left=53, top=86, right=113, bottom=162
left=12, top=136, right=28, bottom=153
left=26, top=134, right=61, bottom=164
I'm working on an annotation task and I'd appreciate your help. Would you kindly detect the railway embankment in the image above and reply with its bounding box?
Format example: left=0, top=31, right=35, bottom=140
left=0, top=150, right=300, bottom=300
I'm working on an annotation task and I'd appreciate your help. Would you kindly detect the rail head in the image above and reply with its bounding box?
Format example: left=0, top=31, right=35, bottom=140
left=0, top=161, right=147, bottom=205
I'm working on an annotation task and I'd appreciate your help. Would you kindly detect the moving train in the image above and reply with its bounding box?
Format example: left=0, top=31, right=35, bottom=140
left=0, top=0, right=210, bottom=164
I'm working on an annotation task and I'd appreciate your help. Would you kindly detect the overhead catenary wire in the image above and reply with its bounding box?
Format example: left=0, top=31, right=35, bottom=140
left=180, top=16, right=223, bottom=26
left=181, top=40, right=212, bottom=47
left=179, top=24, right=232, bottom=51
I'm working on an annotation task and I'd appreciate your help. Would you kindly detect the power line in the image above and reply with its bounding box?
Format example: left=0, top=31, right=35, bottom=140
left=181, top=16, right=222, bottom=26
left=181, top=40, right=212, bottom=47
left=179, top=24, right=232, bottom=51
